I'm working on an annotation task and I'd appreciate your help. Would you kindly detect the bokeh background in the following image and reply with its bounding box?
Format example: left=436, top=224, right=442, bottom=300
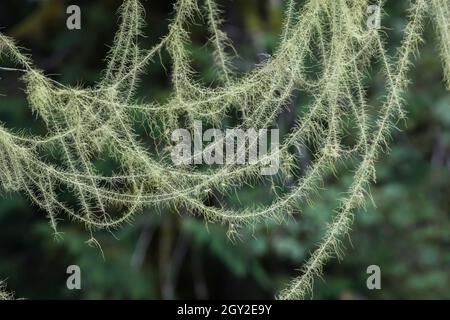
left=0, top=0, right=449, bottom=299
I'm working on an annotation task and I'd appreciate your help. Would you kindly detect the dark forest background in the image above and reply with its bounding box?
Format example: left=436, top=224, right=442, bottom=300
left=0, top=0, right=449, bottom=299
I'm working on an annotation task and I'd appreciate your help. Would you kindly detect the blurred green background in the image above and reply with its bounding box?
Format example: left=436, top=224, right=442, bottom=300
left=0, top=0, right=449, bottom=299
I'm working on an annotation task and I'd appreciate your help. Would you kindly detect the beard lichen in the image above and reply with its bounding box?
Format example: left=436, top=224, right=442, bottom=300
left=0, top=0, right=448, bottom=299
left=0, top=282, right=13, bottom=300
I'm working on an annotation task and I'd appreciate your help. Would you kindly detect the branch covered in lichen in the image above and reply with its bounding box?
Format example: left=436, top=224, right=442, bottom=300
left=0, top=281, right=13, bottom=300
left=0, top=0, right=447, bottom=300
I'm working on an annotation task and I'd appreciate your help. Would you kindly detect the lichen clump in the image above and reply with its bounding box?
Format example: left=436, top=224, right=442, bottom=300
left=0, top=0, right=448, bottom=299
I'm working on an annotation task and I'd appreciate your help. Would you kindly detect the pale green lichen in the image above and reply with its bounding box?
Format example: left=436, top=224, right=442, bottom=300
left=0, top=0, right=448, bottom=299
left=0, top=282, right=13, bottom=300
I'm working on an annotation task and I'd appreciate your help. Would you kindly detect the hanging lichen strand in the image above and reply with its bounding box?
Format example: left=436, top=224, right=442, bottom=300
left=0, top=0, right=448, bottom=299
left=0, top=282, right=13, bottom=300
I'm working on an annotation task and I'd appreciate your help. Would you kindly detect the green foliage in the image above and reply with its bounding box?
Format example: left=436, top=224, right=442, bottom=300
left=0, top=0, right=448, bottom=299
